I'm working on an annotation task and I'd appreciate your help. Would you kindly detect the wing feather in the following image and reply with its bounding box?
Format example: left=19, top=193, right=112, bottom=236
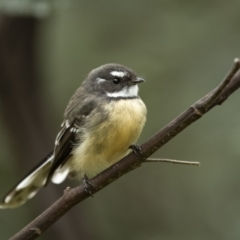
left=46, top=117, right=83, bottom=184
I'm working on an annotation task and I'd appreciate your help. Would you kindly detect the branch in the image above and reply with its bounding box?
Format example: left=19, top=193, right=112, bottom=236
left=10, top=59, right=240, bottom=240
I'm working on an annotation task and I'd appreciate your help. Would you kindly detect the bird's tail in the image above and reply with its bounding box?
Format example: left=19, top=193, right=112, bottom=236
left=0, top=152, right=68, bottom=209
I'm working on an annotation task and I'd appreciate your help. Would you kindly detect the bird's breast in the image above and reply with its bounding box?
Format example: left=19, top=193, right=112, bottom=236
left=102, top=98, right=147, bottom=155
left=71, top=98, right=147, bottom=178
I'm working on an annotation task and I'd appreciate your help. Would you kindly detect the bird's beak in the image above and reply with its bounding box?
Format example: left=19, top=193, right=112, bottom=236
left=130, top=77, right=145, bottom=85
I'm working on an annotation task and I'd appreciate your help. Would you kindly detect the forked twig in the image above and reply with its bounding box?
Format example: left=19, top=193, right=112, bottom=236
left=202, top=58, right=240, bottom=110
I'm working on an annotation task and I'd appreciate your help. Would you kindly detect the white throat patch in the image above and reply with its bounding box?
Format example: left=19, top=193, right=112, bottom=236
left=107, top=85, right=139, bottom=98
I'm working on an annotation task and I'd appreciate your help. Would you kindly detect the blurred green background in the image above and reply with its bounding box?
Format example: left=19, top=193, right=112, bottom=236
left=1, top=1, right=240, bottom=239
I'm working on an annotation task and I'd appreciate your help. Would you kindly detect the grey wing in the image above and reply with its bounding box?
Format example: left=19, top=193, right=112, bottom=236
left=46, top=118, right=84, bottom=185
left=47, top=85, right=102, bottom=179
left=47, top=93, right=98, bottom=184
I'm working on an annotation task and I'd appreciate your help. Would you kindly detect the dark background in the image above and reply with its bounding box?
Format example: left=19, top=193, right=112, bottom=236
left=1, top=1, right=240, bottom=239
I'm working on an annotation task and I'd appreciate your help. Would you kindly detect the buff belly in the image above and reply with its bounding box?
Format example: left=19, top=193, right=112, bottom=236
left=69, top=98, right=146, bottom=179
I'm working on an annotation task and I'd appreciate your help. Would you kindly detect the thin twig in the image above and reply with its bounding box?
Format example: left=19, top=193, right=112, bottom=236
left=202, top=58, right=240, bottom=110
left=10, top=59, right=240, bottom=240
left=145, top=158, right=200, bottom=166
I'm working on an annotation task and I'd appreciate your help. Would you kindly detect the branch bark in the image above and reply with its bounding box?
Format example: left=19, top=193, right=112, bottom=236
left=10, top=59, right=240, bottom=240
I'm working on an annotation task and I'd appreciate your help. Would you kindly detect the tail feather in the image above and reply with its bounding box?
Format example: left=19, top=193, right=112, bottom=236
left=0, top=153, right=54, bottom=209
left=51, top=166, right=70, bottom=184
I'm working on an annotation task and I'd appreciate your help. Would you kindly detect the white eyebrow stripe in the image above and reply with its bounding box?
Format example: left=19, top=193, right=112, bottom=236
left=107, top=85, right=139, bottom=98
left=110, top=71, right=126, bottom=77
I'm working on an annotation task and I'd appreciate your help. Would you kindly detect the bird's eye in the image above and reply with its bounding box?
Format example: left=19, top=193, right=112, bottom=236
left=112, top=78, right=120, bottom=84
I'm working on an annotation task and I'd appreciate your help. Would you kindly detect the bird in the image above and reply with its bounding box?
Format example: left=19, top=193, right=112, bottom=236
left=0, top=63, right=147, bottom=209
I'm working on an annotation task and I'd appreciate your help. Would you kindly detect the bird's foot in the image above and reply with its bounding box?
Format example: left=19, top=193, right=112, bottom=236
left=83, top=174, right=94, bottom=197
left=129, top=144, right=143, bottom=156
